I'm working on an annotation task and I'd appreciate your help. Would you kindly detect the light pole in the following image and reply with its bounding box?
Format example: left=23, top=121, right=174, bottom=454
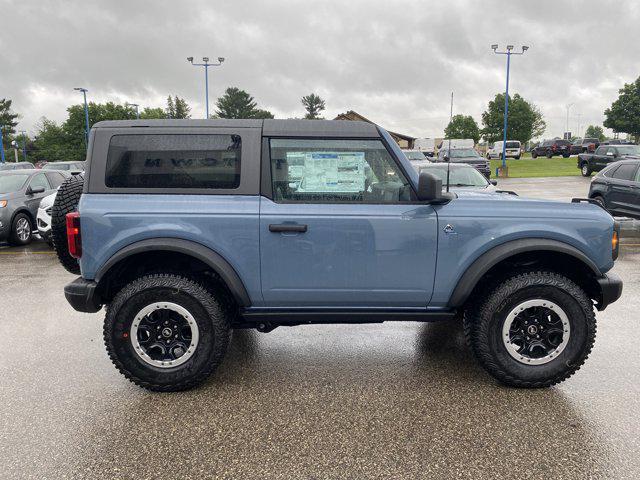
left=565, top=103, right=574, bottom=139
left=0, top=125, right=6, bottom=164
left=187, top=56, right=225, bottom=119
left=491, top=44, right=529, bottom=173
left=130, top=103, right=140, bottom=119
left=74, top=87, right=90, bottom=148
left=19, top=130, right=27, bottom=162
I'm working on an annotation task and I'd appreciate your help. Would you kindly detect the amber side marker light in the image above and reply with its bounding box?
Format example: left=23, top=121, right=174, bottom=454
left=612, top=229, right=619, bottom=260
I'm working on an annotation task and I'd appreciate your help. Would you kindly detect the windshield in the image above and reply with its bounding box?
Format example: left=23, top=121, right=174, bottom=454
left=0, top=174, right=29, bottom=194
left=423, top=166, right=488, bottom=187
left=617, top=145, right=640, bottom=155
left=446, top=148, right=480, bottom=158
left=404, top=151, right=426, bottom=160
left=43, top=163, right=70, bottom=170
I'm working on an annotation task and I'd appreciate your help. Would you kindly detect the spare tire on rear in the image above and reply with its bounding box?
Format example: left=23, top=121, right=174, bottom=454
left=51, top=173, right=84, bottom=274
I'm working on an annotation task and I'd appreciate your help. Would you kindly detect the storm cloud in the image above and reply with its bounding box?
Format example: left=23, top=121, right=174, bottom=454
left=1, top=0, right=639, bottom=139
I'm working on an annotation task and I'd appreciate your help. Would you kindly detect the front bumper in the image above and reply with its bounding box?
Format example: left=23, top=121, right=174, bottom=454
left=64, top=277, right=103, bottom=313
left=596, top=272, right=623, bottom=311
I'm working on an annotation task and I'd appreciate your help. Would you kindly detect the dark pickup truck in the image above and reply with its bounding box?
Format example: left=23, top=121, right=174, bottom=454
left=577, top=144, right=640, bottom=176
left=568, top=138, right=599, bottom=155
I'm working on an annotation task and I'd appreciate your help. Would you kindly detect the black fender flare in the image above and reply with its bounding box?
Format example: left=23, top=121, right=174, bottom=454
left=448, top=238, right=602, bottom=308
left=95, top=238, right=251, bottom=306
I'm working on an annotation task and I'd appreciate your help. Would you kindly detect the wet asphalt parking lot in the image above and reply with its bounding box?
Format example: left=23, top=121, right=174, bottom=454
left=1, top=176, right=639, bottom=479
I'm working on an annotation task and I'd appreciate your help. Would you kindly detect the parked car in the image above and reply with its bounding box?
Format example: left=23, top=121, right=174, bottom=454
left=588, top=159, right=640, bottom=219
left=436, top=147, right=491, bottom=178
left=486, top=140, right=521, bottom=160
left=416, top=163, right=498, bottom=192
left=0, top=169, right=68, bottom=245
left=531, top=139, right=571, bottom=158
left=568, top=138, right=599, bottom=155
left=0, top=162, right=34, bottom=171
left=403, top=149, right=431, bottom=171
left=577, top=144, right=640, bottom=176
left=43, top=161, right=85, bottom=174
left=54, top=119, right=621, bottom=392
left=413, top=138, right=436, bottom=157
left=37, top=191, right=58, bottom=245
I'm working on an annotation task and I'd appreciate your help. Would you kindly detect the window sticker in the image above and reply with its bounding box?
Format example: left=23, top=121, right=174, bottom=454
left=286, top=151, right=366, bottom=193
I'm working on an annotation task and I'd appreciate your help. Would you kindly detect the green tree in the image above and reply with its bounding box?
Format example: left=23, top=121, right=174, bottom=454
left=1, top=98, right=20, bottom=152
left=481, top=93, right=546, bottom=143
left=140, top=107, right=167, bottom=119
left=166, top=95, right=191, bottom=119
left=584, top=125, right=606, bottom=141
left=32, top=118, right=77, bottom=163
left=215, top=87, right=273, bottom=119
left=301, top=93, right=326, bottom=119
left=604, top=76, right=640, bottom=141
left=444, top=114, right=480, bottom=143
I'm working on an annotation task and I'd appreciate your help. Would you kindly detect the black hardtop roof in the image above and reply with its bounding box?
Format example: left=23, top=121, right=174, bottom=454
left=92, top=119, right=381, bottom=137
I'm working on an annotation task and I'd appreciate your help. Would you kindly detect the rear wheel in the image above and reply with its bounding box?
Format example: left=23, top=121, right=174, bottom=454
left=546, top=150, right=553, bottom=158
left=514, top=155, right=521, bottom=160
left=104, top=274, right=231, bottom=391
left=531, top=150, right=538, bottom=159
left=581, top=163, right=592, bottom=177
left=463, top=271, right=596, bottom=388
left=10, top=213, right=33, bottom=245
left=51, top=173, right=84, bottom=274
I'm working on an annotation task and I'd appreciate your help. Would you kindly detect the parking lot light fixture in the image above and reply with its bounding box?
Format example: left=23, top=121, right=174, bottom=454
left=187, top=55, right=225, bottom=119
left=74, top=87, right=90, bottom=149
left=491, top=44, right=529, bottom=172
left=130, top=103, right=140, bottom=119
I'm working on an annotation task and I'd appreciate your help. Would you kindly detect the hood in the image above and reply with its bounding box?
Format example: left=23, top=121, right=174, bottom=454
left=39, top=192, right=57, bottom=209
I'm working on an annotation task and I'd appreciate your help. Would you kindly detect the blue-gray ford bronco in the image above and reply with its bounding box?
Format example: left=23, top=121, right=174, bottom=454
left=54, top=119, right=623, bottom=391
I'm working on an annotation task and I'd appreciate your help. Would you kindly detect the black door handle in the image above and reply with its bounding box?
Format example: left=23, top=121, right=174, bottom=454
left=269, top=223, right=308, bottom=233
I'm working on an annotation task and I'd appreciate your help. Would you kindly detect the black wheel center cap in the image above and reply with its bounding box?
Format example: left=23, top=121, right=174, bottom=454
left=527, top=325, right=538, bottom=335
left=161, top=327, right=173, bottom=338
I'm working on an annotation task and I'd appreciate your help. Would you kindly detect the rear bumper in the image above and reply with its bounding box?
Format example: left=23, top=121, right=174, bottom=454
left=64, top=277, right=102, bottom=313
left=596, top=272, right=623, bottom=311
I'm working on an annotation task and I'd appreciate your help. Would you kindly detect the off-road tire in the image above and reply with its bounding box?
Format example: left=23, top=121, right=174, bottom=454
left=104, top=274, right=231, bottom=391
left=51, top=173, right=84, bottom=274
left=9, top=212, right=33, bottom=245
left=463, top=271, right=596, bottom=388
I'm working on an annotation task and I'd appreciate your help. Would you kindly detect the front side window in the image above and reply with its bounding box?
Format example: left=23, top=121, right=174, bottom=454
left=269, top=138, right=412, bottom=203
left=106, top=134, right=241, bottom=189
left=29, top=173, right=51, bottom=191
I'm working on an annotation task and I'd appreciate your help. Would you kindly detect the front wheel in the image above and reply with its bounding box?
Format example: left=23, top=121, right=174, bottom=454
left=10, top=213, right=33, bottom=245
left=463, top=271, right=596, bottom=388
left=546, top=151, right=553, bottom=158
left=104, top=274, right=231, bottom=391
left=531, top=150, right=538, bottom=159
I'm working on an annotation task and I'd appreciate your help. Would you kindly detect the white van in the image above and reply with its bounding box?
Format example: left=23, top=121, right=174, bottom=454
left=486, top=140, right=521, bottom=159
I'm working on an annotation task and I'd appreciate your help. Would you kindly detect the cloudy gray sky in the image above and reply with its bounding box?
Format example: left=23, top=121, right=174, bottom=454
left=1, top=0, right=639, bottom=140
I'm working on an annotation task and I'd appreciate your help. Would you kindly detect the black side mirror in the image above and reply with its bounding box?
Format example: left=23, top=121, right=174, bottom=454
left=28, top=186, right=46, bottom=195
left=490, top=179, right=498, bottom=186
left=417, top=171, right=442, bottom=202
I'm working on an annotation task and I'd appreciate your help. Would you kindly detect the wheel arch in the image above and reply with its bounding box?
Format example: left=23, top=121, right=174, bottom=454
left=95, top=238, right=251, bottom=307
left=448, top=238, right=602, bottom=308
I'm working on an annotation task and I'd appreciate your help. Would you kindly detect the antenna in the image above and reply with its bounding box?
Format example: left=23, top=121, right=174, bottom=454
left=446, top=92, right=453, bottom=193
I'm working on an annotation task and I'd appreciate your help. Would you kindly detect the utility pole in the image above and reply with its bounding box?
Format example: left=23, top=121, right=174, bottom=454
left=19, top=130, right=27, bottom=162
left=565, top=103, right=574, bottom=139
left=74, top=87, right=90, bottom=149
left=187, top=56, right=225, bottom=119
left=491, top=44, right=529, bottom=174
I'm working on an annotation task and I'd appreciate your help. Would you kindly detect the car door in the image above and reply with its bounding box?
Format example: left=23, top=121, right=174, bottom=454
left=259, top=137, right=439, bottom=308
left=24, top=172, right=52, bottom=218
left=607, top=162, right=639, bottom=216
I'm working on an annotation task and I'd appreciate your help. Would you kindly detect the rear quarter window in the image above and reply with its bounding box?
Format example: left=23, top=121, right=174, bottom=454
left=105, top=134, right=241, bottom=189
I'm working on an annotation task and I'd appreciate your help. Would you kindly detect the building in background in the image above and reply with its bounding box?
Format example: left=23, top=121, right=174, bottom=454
left=334, top=110, right=416, bottom=149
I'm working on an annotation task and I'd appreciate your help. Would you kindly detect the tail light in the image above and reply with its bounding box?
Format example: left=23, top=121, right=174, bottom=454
left=552, top=144, right=558, bottom=151
left=66, top=212, right=82, bottom=259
